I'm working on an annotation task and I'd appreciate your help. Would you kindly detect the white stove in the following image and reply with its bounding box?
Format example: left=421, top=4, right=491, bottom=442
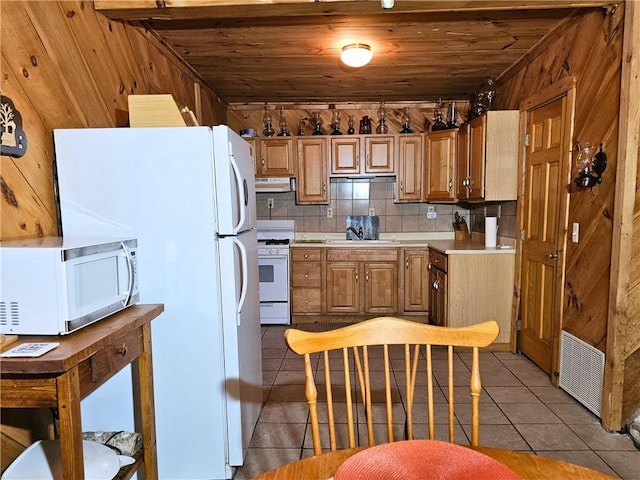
left=256, top=220, right=294, bottom=325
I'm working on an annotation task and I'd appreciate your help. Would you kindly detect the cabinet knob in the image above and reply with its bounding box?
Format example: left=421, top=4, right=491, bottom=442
left=433, top=280, right=440, bottom=290
left=304, top=273, right=309, bottom=278
left=304, top=254, right=309, bottom=258
left=428, top=262, right=432, bottom=270
left=548, top=252, right=559, bottom=260
left=116, top=343, right=127, bottom=356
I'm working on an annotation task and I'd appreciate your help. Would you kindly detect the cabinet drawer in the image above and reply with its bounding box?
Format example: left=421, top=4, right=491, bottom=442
left=90, top=329, right=143, bottom=385
left=291, top=263, right=321, bottom=287
left=327, top=248, right=398, bottom=262
left=429, top=249, right=448, bottom=272
left=291, top=249, right=322, bottom=262
left=292, top=288, right=322, bottom=312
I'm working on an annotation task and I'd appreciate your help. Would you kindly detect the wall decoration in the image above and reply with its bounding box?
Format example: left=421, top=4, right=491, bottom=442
left=0, top=96, right=28, bottom=158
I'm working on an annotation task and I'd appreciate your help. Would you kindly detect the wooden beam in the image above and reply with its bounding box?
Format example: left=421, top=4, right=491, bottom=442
left=602, top=0, right=640, bottom=431
left=95, top=0, right=612, bottom=21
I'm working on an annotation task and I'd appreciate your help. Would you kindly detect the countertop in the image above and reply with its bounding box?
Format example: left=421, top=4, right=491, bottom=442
left=291, top=234, right=516, bottom=254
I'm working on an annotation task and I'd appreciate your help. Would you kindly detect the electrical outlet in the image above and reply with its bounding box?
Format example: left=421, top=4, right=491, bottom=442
left=368, top=207, right=375, bottom=216
left=497, top=204, right=502, bottom=218
left=427, top=206, right=435, bottom=213
left=326, top=206, right=334, bottom=218
left=267, top=198, right=274, bottom=209
left=572, top=223, right=580, bottom=243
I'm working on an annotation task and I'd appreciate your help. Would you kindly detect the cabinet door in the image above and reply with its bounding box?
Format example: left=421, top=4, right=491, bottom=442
left=258, top=138, right=295, bottom=177
left=425, top=130, right=457, bottom=201
left=331, top=137, right=360, bottom=175
left=456, top=123, right=470, bottom=200
left=326, top=262, right=360, bottom=313
left=364, top=136, right=394, bottom=174
left=428, top=267, right=447, bottom=326
left=468, top=115, right=487, bottom=200
left=403, top=249, right=429, bottom=312
left=364, top=262, right=398, bottom=314
left=296, top=138, right=329, bottom=204
left=396, top=135, right=423, bottom=202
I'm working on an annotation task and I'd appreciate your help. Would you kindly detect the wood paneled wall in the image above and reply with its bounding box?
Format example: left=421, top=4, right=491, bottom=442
left=0, top=0, right=226, bottom=242
left=495, top=3, right=639, bottom=430
left=0, top=0, right=225, bottom=469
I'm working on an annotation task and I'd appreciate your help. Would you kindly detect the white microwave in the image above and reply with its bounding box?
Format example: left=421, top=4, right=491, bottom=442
left=0, top=237, right=139, bottom=335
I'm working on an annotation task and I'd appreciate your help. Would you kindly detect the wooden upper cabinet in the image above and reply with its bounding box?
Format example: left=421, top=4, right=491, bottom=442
left=331, top=136, right=360, bottom=175
left=396, top=134, right=423, bottom=202
left=256, top=138, right=295, bottom=177
left=296, top=137, right=329, bottom=204
left=330, top=135, right=394, bottom=176
left=458, top=110, right=519, bottom=201
left=364, top=135, right=394, bottom=174
left=456, top=123, right=470, bottom=199
left=425, top=129, right=457, bottom=202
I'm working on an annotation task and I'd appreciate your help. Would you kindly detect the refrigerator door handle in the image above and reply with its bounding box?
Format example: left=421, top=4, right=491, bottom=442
left=233, top=237, right=248, bottom=326
left=228, top=143, right=247, bottom=235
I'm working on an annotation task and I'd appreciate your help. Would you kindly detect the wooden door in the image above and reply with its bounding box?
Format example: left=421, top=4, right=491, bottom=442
left=425, top=130, right=457, bottom=201
left=364, top=136, right=394, bottom=174
left=331, top=137, right=360, bottom=175
left=364, top=262, right=398, bottom=314
left=296, top=138, right=329, bottom=204
left=519, top=96, right=571, bottom=376
left=396, top=135, right=423, bottom=202
left=403, top=249, right=429, bottom=312
left=326, top=262, right=360, bottom=313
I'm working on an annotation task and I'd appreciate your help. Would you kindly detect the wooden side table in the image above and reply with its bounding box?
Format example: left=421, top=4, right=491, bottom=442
left=1, top=304, right=164, bottom=479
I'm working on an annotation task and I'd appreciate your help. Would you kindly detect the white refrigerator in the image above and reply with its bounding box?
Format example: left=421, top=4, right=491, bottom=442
left=53, top=126, right=263, bottom=479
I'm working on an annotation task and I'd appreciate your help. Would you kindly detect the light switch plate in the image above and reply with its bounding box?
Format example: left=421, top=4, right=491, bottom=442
left=572, top=222, right=580, bottom=243
left=326, top=206, right=334, bottom=218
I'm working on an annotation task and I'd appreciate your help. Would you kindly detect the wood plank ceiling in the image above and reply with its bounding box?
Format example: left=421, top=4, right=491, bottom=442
left=95, top=0, right=611, bottom=104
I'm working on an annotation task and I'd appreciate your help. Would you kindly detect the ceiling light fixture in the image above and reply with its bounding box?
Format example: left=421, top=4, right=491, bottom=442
left=341, top=43, right=372, bottom=68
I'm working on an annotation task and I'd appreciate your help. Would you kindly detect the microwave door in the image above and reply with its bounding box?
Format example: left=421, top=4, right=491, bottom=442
left=212, top=126, right=257, bottom=235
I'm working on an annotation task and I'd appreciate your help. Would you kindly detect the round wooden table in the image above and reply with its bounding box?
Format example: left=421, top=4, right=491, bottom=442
left=252, top=445, right=618, bottom=480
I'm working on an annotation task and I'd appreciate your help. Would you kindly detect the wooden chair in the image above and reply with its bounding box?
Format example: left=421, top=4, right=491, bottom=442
left=284, top=318, right=499, bottom=455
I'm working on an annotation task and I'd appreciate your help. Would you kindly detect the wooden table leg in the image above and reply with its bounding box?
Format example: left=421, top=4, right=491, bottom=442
left=57, top=365, right=84, bottom=479
left=132, top=322, right=158, bottom=480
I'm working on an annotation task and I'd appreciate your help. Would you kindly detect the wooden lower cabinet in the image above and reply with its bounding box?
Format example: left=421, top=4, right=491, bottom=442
left=291, top=246, right=434, bottom=323
left=291, top=248, right=323, bottom=315
left=325, top=249, right=398, bottom=315
left=428, top=247, right=514, bottom=346
left=403, top=249, right=429, bottom=313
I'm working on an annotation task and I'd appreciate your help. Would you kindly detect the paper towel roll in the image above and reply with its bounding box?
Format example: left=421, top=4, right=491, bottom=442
left=485, top=217, right=498, bottom=248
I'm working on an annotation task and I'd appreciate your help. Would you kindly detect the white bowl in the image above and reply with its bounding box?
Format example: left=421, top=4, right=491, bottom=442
left=2, top=440, right=121, bottom=480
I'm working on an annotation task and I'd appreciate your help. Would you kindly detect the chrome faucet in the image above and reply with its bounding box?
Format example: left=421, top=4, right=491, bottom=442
left=346, top=226, right=364, bottom=239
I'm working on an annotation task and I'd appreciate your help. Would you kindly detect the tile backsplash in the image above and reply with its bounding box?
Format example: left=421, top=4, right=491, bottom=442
left=256, top=177, right=516, bottom=238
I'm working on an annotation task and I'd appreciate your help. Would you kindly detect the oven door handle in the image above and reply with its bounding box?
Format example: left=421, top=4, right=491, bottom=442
left=259, top=255, right=289, bottom=260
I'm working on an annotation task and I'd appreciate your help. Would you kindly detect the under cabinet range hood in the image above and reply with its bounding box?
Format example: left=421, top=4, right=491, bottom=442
left=255, top=177, right=292, bottom=192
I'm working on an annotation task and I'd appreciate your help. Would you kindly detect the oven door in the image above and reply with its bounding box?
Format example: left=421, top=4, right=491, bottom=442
left=258, top=254, right=289, bottom=302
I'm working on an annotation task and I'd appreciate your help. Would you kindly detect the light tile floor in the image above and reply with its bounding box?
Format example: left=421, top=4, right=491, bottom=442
left=234, top=325, right=640, bottom=479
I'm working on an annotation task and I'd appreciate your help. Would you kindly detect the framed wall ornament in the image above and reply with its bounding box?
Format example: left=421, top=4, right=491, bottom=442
left=1, top=95, right=28, bottom=158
